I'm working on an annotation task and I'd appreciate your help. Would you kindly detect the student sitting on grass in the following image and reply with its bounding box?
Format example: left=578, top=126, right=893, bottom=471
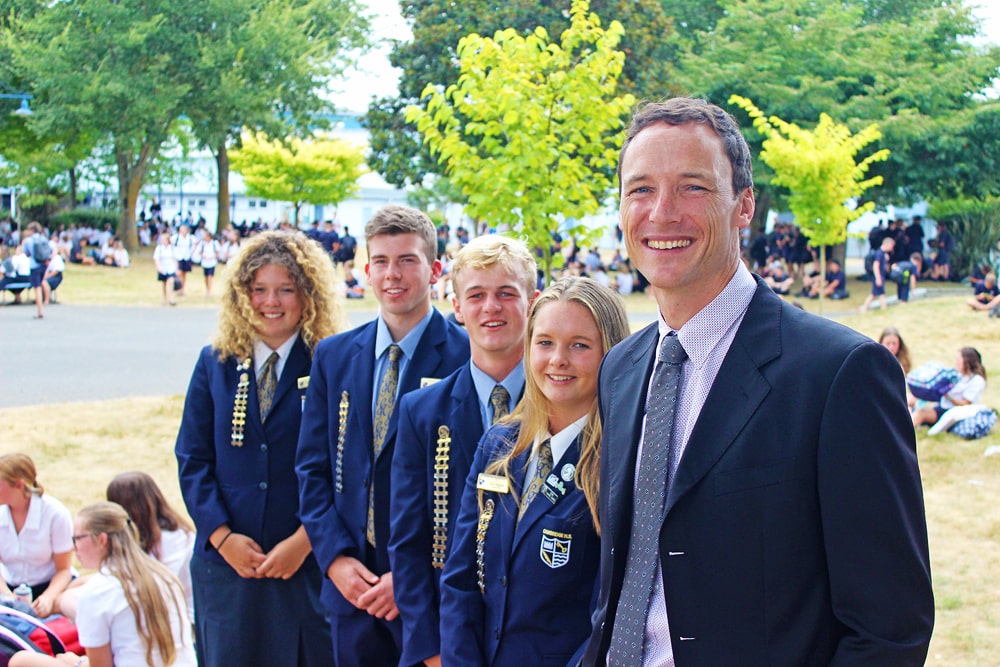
left=967, top=272, right=1000, bottom=316
left=11, top=502, right=195, bottom=667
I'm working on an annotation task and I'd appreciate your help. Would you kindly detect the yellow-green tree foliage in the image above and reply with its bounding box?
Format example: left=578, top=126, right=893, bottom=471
left=230, top=131, right=367, bottom=226
left=730, top=95, right=889, bottom=248
left=405, top=0, right=635, bottom=283
left=730, top=95, right=889, bottom=310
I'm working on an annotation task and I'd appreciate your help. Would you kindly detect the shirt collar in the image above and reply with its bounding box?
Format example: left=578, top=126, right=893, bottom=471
left=254, top=332, right=299, bottom=375
left=538, top=414, right=587, bottom=466
left=470, top=361, right=526, bottom=410
left=658, top=262, right=757, bottom=369
left=25, top=493, right=42, bottom=530
left=374, top=308, right=434, bottom=361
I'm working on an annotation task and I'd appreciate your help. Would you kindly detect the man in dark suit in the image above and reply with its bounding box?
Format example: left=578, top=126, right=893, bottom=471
left=582, top=98, right=933, bottom=666
left=296, top=205, right=470, bottom=666
left=389, top=234, right=538, bottom=667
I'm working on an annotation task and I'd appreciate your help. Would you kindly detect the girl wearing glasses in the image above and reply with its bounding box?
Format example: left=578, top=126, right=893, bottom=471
left=11, top=501, right=195, bottom=667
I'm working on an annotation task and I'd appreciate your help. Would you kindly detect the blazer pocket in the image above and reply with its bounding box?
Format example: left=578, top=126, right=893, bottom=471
left=713, top=458, right=797, bottom=496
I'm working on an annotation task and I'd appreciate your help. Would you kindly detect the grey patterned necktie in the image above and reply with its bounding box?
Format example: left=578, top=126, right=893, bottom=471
left=257, top=352, right=279, bottom=422
left=490, top=384, right=510, bottom=424
left=608, top=333, right=687, bottom=664
left=368, top=344, right=402, bottom=547
left=518, top=438, right=553, bottom=519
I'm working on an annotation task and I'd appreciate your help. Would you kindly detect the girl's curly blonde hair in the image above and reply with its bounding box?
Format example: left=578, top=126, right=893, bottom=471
left=213, top=230, right=345, bottom=361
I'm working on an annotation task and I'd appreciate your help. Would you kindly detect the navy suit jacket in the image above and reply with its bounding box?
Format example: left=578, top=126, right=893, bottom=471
left=582, top=280, right=934, bottom=666
left=176, top=337, right=313, bottom=561
left=389, top=362, right=487, bottom=665
left=296, top=309, right=469, bottom=614
left=441, top=422, right=599, bottom=667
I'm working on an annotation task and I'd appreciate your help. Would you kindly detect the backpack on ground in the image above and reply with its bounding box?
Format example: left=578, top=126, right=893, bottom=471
left=906, top=361, right=960, bottom=401
left=0, top=602, right=71, bottom=666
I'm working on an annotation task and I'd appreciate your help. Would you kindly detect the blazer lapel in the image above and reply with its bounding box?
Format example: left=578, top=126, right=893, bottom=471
left=377, top=311, right=446, bottom=461
left=354, top=327, right=377, bottom=451
left=450, top=367, right=484, bottom=469
left=603, top=324, right=658, bottom=546
left=512, top=436, right=583, bottom=553
left=497, top=447, right=529, bottom=575
left=664, top=282, right=782, bottom=515
left=269, top=337, right=311, bottom=417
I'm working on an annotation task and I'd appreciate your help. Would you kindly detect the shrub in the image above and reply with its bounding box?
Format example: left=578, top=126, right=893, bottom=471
left=929, top=196, right=1000, bottom=276
left=49, top=208, right=120, bottom=233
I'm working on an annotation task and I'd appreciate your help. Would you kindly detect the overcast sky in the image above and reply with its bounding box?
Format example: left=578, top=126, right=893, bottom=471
left=327, top=0, right=1000, bottom=114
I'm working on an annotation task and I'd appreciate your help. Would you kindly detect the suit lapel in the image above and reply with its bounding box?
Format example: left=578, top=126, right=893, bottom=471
left=450, top=366, right=484, bottom=469
left=495, top=446, right=528, bottom=576
left=512, top=436, right=583, bottom=553
left=376, top=311, right=446, bottom=462
left=268, top=337, right=310, bottom=417
left=664, top=282, right=782, bottom=515
left=603, top=324, right=658, bottom=546
left=354, top=326, right=377, bottom=451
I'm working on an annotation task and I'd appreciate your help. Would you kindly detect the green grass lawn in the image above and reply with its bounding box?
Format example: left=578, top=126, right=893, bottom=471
left=3, top=250, right=999, bottom=665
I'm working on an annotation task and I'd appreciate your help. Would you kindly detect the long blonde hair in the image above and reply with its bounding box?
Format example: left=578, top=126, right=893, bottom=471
left=483, top=277, right=630, bottom=532
left=213, top=230, right=344, bottom=361
left=77, top=502, right=188, bottom=667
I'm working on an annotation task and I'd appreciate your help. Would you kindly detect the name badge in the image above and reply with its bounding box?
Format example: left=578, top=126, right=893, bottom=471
left=477, top=473, right=510, bottom=494
left=541, top=473, right=568, bottom=504
left=420, top=377, right=441, bottom=388
left=297, top=376, right=310, bottom=389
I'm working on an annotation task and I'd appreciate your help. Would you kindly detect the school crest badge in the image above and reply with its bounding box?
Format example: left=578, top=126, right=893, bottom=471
left=540, top=529, right=572, bottom=569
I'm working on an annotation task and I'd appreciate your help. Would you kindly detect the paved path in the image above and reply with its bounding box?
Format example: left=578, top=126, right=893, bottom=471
left=0, top=303, right=377, bottom=408
left=0, top=299, right=662, bottom=408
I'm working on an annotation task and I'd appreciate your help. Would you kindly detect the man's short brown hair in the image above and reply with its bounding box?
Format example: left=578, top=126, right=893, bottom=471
left=364, top=205, right=437, bottom=264
left=618, top=97, right=753, bottom=196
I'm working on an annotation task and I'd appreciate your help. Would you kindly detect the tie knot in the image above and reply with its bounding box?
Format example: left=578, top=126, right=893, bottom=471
left=490, top=384, right=511, bottom=424
left=659, top=333, right=687, bottom=365
left=387, top=344, right=402, bottom=363
left=262, top=351, right=279, bottom=370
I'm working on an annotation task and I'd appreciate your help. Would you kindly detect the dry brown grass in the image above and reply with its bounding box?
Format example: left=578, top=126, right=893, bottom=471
left=2, top=261, right=999, bottom=665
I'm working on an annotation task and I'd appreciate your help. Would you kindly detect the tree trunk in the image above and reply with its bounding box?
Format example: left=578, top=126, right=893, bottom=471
left=817, top=244, right=826, bottom=316
left=752, top=188, right=772, bottom=233
left=215, top=142, right=231, bottom=233
left=115, top=151, right=142, bottom=252
left=69, top=168, right=78, bottom=209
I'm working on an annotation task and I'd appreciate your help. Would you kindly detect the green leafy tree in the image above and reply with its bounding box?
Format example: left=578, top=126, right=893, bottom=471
left=230, top=131, right=367, bottom=227
left=406, top=0, right=634, bottom=284
left=731, top=95, right=888, bottom=312
left=4, top=0, right=203, bottom=250
left=929, top=196, right=1000, bottom=277
left=183, top=0, right=370, bottom=231
left=882, top=101, right=1000, bottom=203
left=669, top=0, right=1000, bottom=223
left=368, top=0, right=672, bottom=189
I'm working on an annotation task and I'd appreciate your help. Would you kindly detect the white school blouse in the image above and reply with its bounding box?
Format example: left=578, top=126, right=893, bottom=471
left=0, top=493, right=73, bottom=587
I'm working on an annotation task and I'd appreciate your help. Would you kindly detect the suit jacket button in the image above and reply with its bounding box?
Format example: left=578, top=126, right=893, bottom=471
left=500, top=576, right=507, bottom=587
left=494, top=628, right=501, bottom=640
left=260, top=443, right=268, bottom=452
left=259, top=482, right=267, bottom=490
